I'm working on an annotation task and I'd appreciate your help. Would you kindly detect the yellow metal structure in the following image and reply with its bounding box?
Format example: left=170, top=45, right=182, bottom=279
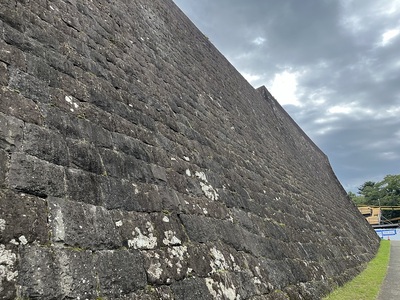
left=358, top=206, right=400, bottom=225
left=358, top=206, right=381, bottom=225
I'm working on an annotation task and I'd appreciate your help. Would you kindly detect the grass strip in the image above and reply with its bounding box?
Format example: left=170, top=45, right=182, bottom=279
left=324, top=239, right=390, bottom=300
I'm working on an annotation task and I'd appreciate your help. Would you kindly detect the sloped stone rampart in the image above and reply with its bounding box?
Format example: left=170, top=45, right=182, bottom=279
left=0, top=0, right=379, bottom=299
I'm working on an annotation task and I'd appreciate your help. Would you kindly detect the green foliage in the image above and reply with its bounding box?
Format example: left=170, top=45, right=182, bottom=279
left=348, top=191, right=366, bottom=206
left=348, top=174, right=400, bottom=221
left=359, top=181, right=381, bottom=204
left=324, top=240, right=390, bottom=300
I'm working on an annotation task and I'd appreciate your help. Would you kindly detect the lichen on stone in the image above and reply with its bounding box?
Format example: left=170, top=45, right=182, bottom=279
left=195, top=171, right=219, bottom=201
left=0, top=245, right=18, bottom=284
left=128, top=222, right=157, bottom=250
left=209, top=247, right=230, bottom=273
left=0, top=219, right=5, bottom=232
left=206, top=277, right=239, bottom=300
left=162, top=230, right=181, bottom=246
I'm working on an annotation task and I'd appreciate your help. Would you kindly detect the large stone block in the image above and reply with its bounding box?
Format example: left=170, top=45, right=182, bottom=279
left=94, top=250, right=147, bottom=298
left=26, top=53, right=60, bottom=88
left=57, top=72, right=89, bottom=100
left=143, top=246, right=190, bottom=285
left=54, top=249, right=97, bottom=299
left=2, top=22, right=35, bottom=54
left=67, top=138, right=104, bottom=174
left=99, top=148, right=153, bottom=182
left=0, top=113, right=24, bottom=151
left=171, top=278, right=212, bottom=300
left=0, top=89, right=43, bottom=125
left=8, top=68, right=51, bottom=104
left=0, top=61, right=8, bottom=86
left=65, top=168, right=103, bottom=205
left=8, top=153, right=65, bottom=198
left=48, top=197, right=122, bottom=249
left=186, top=243, right=213, bottom=277
left=18, top=246, right=61, bottom=299
left=100, top=176, right=147, bottom=211
left=0, top=150, right=8, bottom=188
left=109, top=211, right=158, bottom=250
left=0, top=40, right=27, bottom=71
left=179, top=214, right=219, bottom=243
left=22, top=123, right=69, bottom=166
left=0, top=189, right=48, bottom=245
left=18, top=246, right=97, bottom=299
left=0, top=190, right=48, bottom=299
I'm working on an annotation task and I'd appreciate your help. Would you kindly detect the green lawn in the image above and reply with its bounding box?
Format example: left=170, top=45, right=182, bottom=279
left=324, top=239, right=390, bottom=300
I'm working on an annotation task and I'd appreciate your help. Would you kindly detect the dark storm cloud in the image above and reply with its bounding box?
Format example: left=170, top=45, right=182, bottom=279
left=174, top=0, right=400, bottom=191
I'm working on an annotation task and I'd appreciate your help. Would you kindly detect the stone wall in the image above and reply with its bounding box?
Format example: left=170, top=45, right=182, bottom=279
left=0, top=0, right=379, bottom=299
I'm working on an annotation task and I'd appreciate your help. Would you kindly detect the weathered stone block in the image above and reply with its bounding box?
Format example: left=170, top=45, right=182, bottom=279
left=171, top=277, right=212, bottom=300
left=87, top=121, right=114, bottom=148
left=122, top=285, right=174, bottom=300
left=22, top=123, right=69, bottom=166
left=0, top=61, right=8, bottom=86
left=94, top=250, right=147, bottom=298
left=111, top=132, right=151, bottom=162
left=8, top=68, right=51, bottom=103
left=44, top=106, right=113, bottom=150
left=152, top=213, right=188, bottom=247
left=149, top=146, right=173, bottom=169
left=73, top=102, right=115, bottom=134
left=18, top=246, right=62, bottom=299
left=186, top=243, right=213, bottom=277
left=65, top=168, right=102, bottom=205
left=26, top=54, right=60, bottom=88
left=100, top=148, right=153, bottom=182
left=158, top=186, right=183, bottom=212
left=55, top=249, right=97, bottom=299
left=0, top=4, right=25, bottom=31
left=166, top=170, right=191, bottom=195
left=151, top=163, right=167, bottom=182
left=0, top=190, right=48, bottom=299
left=0, top=40, right=27, bottom=71
left=45, top=106, right=79, bottom=137
left=205, top=271, right=258, bottom=300
left=110, top=211, right=157, bottom=250
left=14, top=246, right=97, bottom=299
left=179, top=214, right=218, bottom=243
left=217, top=220, right=248, bottom=252
left=48, top=197, right=121, bottom=249
left=54, top=57, right=81, bottom=84
left=8, top=153, right=65, bottom=198
left=3, top=22, right=35, bottom=54
left=67, top=138, right=104, bottom=174
left=0, top=189, right=48, bottom=245
left=179, top=194, right=229, bottom=218
left=100, top=176, right=142, bottom=211
left=0, top=150, right=8, bottom=187
left=143, top=246, right=189, bottom=285
left=0, top=89, right=43, bottom=125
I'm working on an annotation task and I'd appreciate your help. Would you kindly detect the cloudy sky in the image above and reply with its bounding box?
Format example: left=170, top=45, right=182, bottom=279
left=173, top=0, right=400, bottom=192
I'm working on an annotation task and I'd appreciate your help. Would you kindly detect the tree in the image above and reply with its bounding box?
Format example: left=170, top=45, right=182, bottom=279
left=358, top=181, right=381, bottom=205
left=348, top=191, right=366, bottom=206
